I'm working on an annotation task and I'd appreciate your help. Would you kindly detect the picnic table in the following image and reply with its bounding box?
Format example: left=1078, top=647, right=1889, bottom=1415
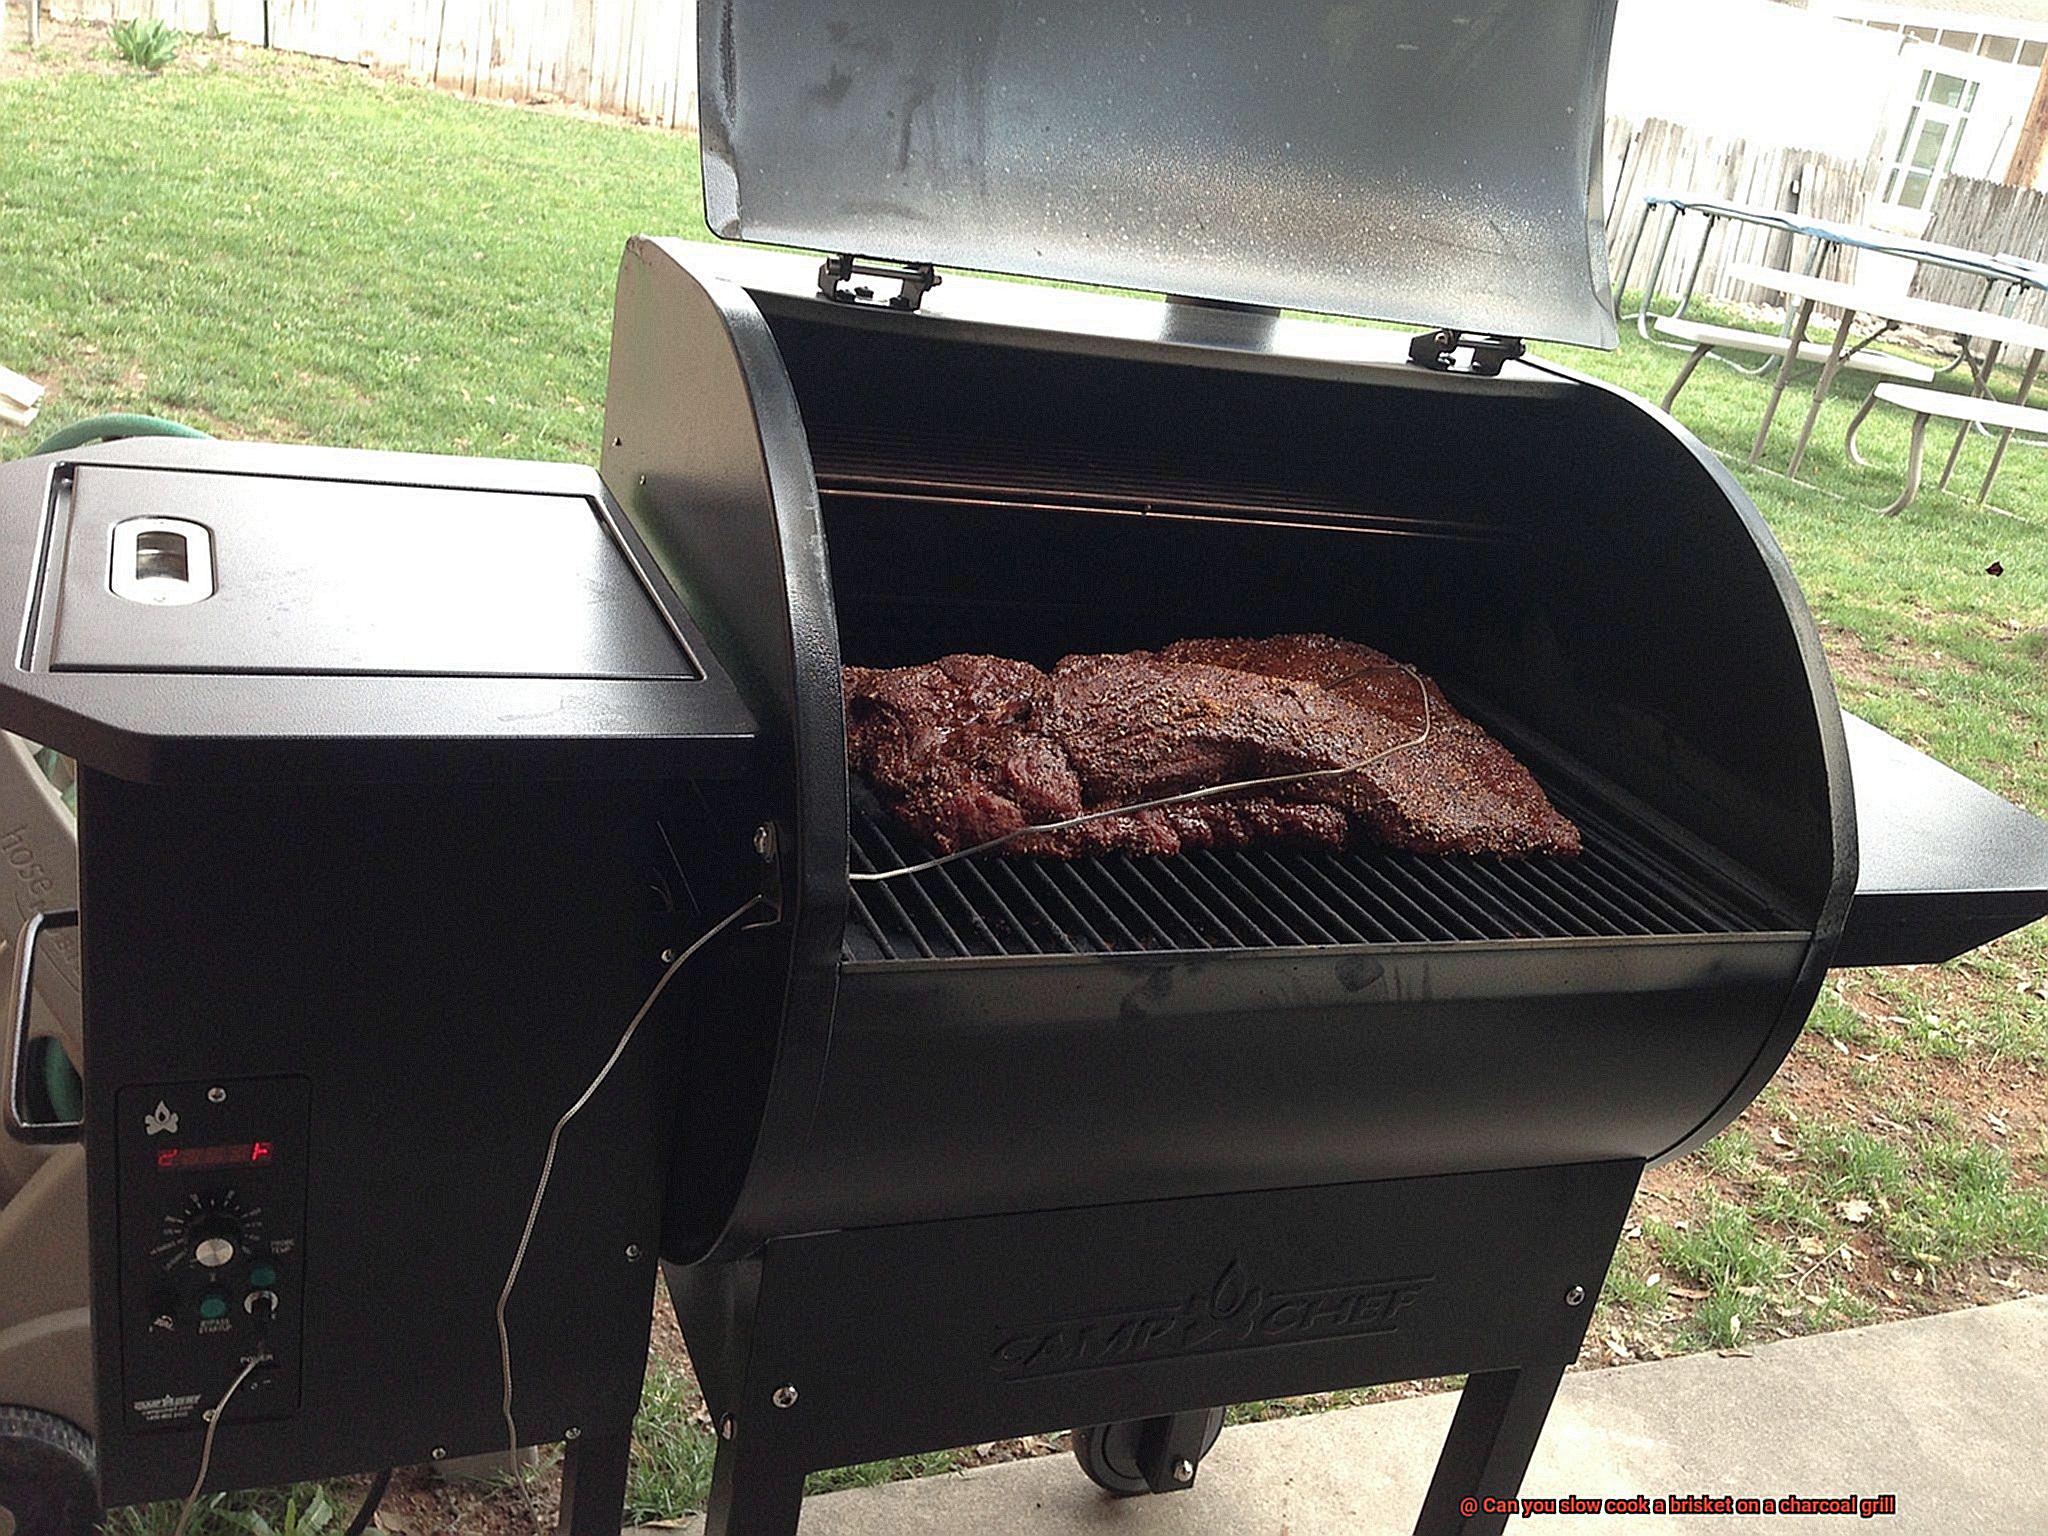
left=1614, top=194, right=2043, bottom=342
left=1727, top=261, right=2048, bottom=504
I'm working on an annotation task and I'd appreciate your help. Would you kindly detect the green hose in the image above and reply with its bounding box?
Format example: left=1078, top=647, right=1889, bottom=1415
left=14, top=413, right=204, bottom=1123
left=31, top=412, right=210, bottom=455
left=39, top=1039, right=83, bottom=1125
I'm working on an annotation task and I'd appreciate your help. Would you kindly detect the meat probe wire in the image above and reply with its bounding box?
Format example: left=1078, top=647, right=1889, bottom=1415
left=849, top=666, right=1434, bottom=883
left=168, top=1350, right=271, bottom=1536
left=496, top=891, right=769, bottom=1532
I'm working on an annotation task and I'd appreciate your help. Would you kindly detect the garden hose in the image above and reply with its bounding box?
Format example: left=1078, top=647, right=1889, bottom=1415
left=30, top=412, right=210, bottom=455
left=15, top=420, right=206, bottom=1114
left=39, top=1040, right=82, bottom=1125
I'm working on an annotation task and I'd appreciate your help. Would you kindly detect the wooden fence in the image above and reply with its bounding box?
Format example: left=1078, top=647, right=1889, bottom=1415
left=1605, top=115, right=1880, bottom=309
left=48, top=0, right=702, bottom=129
left=1915, top=175, right=2048, bottom=310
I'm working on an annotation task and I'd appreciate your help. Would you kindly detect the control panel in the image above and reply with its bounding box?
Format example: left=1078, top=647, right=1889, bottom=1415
left=115, top=1076, right=308, bottom=1432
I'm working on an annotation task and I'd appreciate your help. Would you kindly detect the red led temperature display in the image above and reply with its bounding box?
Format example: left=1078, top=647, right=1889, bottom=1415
left=154, top=1141, right=275, bottom=1173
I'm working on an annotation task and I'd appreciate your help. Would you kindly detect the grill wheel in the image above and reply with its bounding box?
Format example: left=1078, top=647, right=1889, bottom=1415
left=0, top=1407, right=98, bottom=1536
left=1071, top=1408, right=1226, bottom=1497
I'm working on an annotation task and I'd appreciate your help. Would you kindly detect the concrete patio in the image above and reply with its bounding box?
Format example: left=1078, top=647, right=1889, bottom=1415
left=637, top=1295, right=2048, bottom=1535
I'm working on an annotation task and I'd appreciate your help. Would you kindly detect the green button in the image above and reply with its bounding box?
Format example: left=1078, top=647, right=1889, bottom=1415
left=248, top=1265, right=278, bottom=1288
left=198, top=1294, right=229, bottom=1320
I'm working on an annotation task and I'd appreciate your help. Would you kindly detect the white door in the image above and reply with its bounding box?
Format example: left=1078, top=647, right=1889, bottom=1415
left=1872, top=42, right=2034, bottom=231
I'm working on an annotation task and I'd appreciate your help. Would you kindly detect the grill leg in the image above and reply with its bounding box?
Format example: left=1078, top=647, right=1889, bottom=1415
left=1412, top=1363, right=1568, bottom=1536
left=555, top=1428, right=633, bottom=1536
left=701, top=1435, right=806, bottom=1536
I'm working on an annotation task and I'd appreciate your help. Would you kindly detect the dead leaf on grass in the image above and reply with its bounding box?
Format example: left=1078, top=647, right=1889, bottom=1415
left=1837, top=1198, right=1874, bottom=1224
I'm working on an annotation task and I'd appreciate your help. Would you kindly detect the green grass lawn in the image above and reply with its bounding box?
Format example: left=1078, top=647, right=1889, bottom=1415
left=6, top=24, right=2047, bottom=1535
left=1, top=32, right=703, bottom=461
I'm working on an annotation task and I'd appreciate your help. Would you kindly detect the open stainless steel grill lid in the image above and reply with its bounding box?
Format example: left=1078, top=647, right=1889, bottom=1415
left=698, top=0, right=1622, bottom=348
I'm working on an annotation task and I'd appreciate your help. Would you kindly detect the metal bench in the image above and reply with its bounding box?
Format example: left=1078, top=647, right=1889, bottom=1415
left=1846, top=383, right=2048, bottom=514
left=1654, top=316, right=1934, bottom=412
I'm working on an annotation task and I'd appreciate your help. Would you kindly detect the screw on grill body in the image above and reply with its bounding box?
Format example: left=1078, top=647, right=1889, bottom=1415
left=565, top=1426, right=582, bottom=1440
left=626, top=1244, right=643, bottom=1261
left=430, top=1446, right=446, bottom=1460
left=1565, top=1285, right=1586, bottom=1306
left=754, top=824, right=775, bottom=859
left=661, top=948, right=680, bottom=964
left=720, top=1416, right=736, bottom=1440
left=1172, top=1458, right=1195, bottom=1484
left=207, top=1087, right=226, bottom=1103
left=772, top=1385, right=799, bottom=1409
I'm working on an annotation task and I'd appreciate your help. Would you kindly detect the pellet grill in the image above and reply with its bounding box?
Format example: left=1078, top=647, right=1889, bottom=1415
left=7, top=3, right=2048, bottom=1535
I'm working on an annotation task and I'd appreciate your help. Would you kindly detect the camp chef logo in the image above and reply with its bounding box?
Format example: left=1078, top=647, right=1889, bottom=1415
left=990, top=1259, right=1432, bottom=1381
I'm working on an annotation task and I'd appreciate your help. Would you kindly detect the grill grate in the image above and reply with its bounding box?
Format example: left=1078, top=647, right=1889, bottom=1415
left=844, top=782, right=1790, bottom=963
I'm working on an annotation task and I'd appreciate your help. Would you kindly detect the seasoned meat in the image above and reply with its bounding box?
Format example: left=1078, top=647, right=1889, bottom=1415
left=842, top=655, right=1079, bottom=855
left=843, top=636, right=1580, bottom=861
left=1156, top=636, right=1583, bottom=857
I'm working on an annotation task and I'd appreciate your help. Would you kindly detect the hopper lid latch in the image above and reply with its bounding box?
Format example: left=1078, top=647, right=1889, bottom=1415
left=818, top=254, right=943, bottom=313
left=1407, top=329, right=1527, bottom=378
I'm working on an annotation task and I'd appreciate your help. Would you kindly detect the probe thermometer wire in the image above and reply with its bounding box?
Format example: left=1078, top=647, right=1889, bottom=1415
left=169, top=1351, right=270, bottom=1536
left=496, top=892, right=769, bottom=1526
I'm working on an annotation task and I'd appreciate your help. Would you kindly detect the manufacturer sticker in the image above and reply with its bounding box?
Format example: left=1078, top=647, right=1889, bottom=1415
left=131, top=1391, right=204, bottom=1424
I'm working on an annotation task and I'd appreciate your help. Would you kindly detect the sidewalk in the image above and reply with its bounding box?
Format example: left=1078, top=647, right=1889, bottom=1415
left=638, top=1295, right=2048, bottom=1535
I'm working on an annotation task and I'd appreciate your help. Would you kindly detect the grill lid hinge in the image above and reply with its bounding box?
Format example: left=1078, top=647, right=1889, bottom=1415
left=1406, top=328, right=1527, bottom=377
left=818, top=254, right=943, bottom=312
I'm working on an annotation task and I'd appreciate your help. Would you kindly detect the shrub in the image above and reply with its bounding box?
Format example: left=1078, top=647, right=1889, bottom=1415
left=111, top=16, right=181, bottom=72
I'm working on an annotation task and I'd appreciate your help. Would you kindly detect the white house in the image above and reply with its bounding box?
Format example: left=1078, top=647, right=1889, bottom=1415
left=1811, top=0, right=2048, bottom=213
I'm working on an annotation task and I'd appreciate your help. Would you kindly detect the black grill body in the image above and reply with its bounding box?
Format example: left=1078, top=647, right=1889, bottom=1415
left=606, top=242, right=1848, bottom=1259
left=593, top=241, right=1957, bottom=1534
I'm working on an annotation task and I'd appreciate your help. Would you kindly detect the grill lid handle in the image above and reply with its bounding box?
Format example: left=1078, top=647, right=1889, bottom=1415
left=1835, top=712, right=2048, bottom=968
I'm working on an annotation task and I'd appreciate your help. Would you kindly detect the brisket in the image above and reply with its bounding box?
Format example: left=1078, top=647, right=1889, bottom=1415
left=844, top=636, right=1581, bottom=860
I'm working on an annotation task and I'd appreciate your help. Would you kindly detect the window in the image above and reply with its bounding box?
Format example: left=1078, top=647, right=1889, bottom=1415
left=1882, top=69, right=1979, bottom=213
left=1937, top=29, right=1978, bottom=51
left=2023, top=39, right=2048, bottom=67
left=1904, top=25, right=1939, bottom=43
left=1979, top=34, right=2020, bottom=63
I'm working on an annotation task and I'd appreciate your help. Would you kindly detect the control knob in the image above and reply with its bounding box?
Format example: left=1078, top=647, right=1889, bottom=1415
left=188, top=1217, right=241, bottom=1270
